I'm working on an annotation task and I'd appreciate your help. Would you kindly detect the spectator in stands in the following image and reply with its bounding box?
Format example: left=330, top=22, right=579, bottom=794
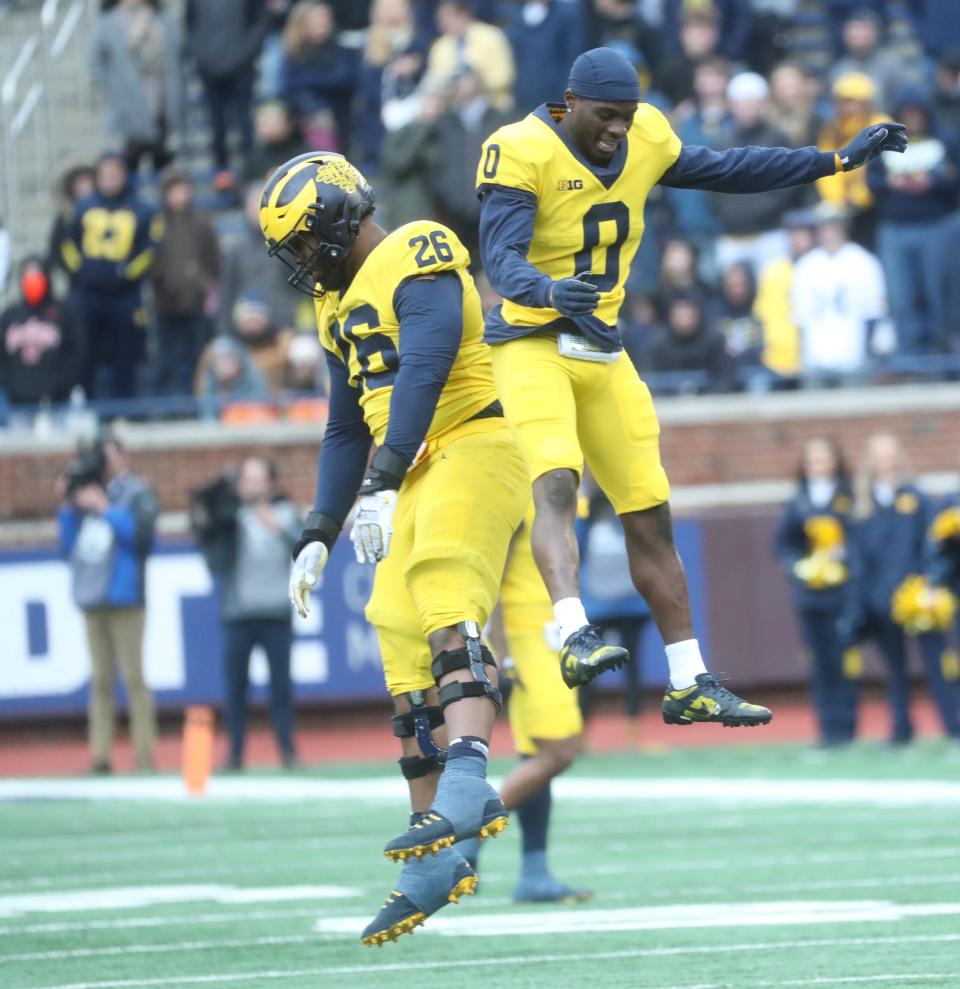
left=422, top=0, right=515, bottom=111
left=62, top=153, right=156, bottom=401
left=664, top=56, right=730, bottom=252
left=359, top=0, right=429, bottom=172
left=753, top=208, right=817, bottom=387
left=716, top=262, right=766, bottom=388
left=816, top=72, right=888, bottom=247
left=828, top=8, right=918, bottom=112
left=655, top=7, right=723, bottom=107
left=791, top=204, right=887, bottom=381
left=185, top=0, right=270, bottom=193
left=0, top=256, right=84, bottom=413
left=848, top=433, right=960, bottom=744
left=283, top=332, right=328, bottom=392
left=907, top=0, right=960, bottom=61
left=89, top=0, right=181, bottom=173
left=709, top=72, right=798, bottom=275
left=46, top=165, right=95, bottom=284
left=645, top=290, right=736, bottom=394
left=428, top=69, right=515, bottom=260
left=279, top=0, right=359, bottom=153
left=503, top=0, right=586, bottom=113
left=621, top=292, right=663, bottom=372
left=218, top=183, right=301, bottom=338
left=867, top=90, right=960, bottom=356
left=933, top=48, right=960, bottom=136
left=196, top=336, right=269, bottom=420
left=230, top=295, right=293, bottom=392
left=57, top=434, right=159, bottom=773
left=193, top=456, right=301, bottom=769
left=150, top=172, right=219, bottom=396
left=769, top=60, right=818, bottom=149
left=378, top=81, right=444, bottom=229
left=662, top=0, right=753, bottom=64
left=659, top=237, right=709, bottom=299
left=243, top=101, right=309, bottom=184
left=774, top=436, right=858, bottom=747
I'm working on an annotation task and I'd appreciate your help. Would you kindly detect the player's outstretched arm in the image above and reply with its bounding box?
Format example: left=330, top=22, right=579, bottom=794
left=290, top=353, right=372, bottom=617
left=349, top=271, right=465, bottom=565
left=658, top=122, right=908, bottom=194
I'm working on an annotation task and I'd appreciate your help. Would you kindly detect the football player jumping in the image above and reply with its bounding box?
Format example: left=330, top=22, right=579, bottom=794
left=476, top=46, right=907, bottom=725
left=260, top=153, right=528, bottom=944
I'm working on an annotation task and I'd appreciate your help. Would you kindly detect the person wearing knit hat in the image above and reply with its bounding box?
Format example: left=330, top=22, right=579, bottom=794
left=476, top=45, right=907, bottom=725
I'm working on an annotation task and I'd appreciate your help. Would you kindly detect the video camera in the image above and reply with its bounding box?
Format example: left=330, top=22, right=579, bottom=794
left=189, top=471, right=242, bottom=541
left=65, top=441, right=107, bottom=495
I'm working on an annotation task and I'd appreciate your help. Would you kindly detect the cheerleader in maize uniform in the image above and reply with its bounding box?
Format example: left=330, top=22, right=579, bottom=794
left=775, top=437, right=859, bottom=746
left=848, top=435, right=960, bottom=744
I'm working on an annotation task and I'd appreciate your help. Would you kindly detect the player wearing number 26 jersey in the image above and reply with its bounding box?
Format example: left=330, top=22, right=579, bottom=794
left=476, top=47, right=907, bottom=723
left=260, top=153, right=528, bottom=947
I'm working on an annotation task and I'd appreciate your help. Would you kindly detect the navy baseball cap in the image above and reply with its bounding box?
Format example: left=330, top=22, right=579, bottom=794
left=568, top=47, right=642, bottom=102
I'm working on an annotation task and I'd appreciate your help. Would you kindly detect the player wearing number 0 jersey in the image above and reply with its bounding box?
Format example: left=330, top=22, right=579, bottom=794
left=260, top=153, right=528, bottom=946
left=477, top=47, right=907, bottom=724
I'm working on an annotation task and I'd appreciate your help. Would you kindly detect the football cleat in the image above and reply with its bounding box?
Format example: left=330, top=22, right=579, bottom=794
left=559, top=625, right=627, bottom=687
left=361, top=853, right=477, bottom=947
left=513, top=875, right=594, bottom=905
left=662, top=673, right=772, bottom=727
left=384, top=798, right=508, bottom=863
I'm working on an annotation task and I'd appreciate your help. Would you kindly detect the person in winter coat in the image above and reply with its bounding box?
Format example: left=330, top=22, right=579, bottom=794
left=56, top=434, right=159, bottom=773
left=89, top=0, right=181, bottom=172
left=866, top=90, right=960, bottom=356
left=150, top=171, right=219, bottom=395
left=774, top=437, right=859, bottom=746
left=0, top=256, right=84, bottom=409
left=847, top=433, right=960, bottom=743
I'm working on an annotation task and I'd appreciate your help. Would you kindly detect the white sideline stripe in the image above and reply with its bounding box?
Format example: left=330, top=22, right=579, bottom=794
left=0, top=885, right=360, bottom=919
left=3, top=931, right=959, bottom=970
left=313, top=899, right=960, bottom=937
left=4, top=775, right=960, bottom=805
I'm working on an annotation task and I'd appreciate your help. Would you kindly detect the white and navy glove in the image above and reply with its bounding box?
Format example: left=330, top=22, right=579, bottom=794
left=289, top=511, right=340, bottom=618
left=350, top=447, right=410, bottom=564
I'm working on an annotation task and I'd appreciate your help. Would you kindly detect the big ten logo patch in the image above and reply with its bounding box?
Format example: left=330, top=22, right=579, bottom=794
left=556, top=179, right=585, bottom=191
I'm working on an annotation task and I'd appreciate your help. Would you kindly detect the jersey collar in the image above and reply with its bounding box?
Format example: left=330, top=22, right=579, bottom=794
left=533, top=103, right=627, bottom=190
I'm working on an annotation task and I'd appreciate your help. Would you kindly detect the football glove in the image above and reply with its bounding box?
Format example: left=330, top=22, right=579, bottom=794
left=351, top=490, right=398, bottom=563
left=837, top=122, right=908, bottom=172
left=548, top=272, right=601, bottom=317
left=290, top=540, right=329, bottom=618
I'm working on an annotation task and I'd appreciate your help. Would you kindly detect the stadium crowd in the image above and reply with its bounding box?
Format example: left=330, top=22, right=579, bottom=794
left=2, top=0, right=960, bottom=423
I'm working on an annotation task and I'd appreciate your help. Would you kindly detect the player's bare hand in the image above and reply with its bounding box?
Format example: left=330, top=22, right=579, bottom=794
left=289, top=540, right=329, bottom=618
left=549, top=273, right=600, bottom=317
left=350, top=490, right=398, bottom=563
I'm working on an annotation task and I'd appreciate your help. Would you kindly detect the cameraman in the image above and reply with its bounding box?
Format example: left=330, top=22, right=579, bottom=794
left=56, top=436, right=159, bottom=773
left=192, top=456, right=301, bottom=769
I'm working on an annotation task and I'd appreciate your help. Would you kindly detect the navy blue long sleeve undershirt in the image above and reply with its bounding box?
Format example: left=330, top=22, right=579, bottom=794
left=312, top=272, right=464, bottom=523
left=479, top=143, right=837, bottom=308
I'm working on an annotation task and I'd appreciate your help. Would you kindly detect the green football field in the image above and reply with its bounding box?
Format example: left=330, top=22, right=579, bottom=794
left=3, top=742, right=960, bottom=989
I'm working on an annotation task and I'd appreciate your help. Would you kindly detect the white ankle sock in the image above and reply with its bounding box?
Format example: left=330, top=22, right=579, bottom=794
left=553, top=597, right=589, bottom=645
left=665, top=639, right=707, bottom=689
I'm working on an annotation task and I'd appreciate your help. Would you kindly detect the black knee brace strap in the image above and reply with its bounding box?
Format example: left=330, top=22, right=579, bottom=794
left=391, top=706, right=444, bottom=738
left=398, top=754, right=443, bottom=780
left=431, top=643, right=501, bottom=714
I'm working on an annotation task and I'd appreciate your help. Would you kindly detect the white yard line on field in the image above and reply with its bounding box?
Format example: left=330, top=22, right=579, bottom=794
left=4, top=776, right=960, bottom=805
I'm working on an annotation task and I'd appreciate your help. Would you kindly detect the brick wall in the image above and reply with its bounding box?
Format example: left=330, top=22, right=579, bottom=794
left=2, top=385, right=959, bottom=521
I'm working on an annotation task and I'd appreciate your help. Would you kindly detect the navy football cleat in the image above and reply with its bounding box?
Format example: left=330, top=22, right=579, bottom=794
left=662, top=673, right=772, bottom=727
left=384, top=798, right=508, bottom=863
left=361, top=850, right=477, bottom=947
left=513, top=874, right=593, bottom=905
left=559, top=625, right=627, bottom=687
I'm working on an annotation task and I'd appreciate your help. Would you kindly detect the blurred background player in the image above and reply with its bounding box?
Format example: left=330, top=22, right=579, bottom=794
left=260, top=152, right=527, bottom=944
left=476, top=46, right=904, bottom=722
left=774, top=437, right=859, bottom=747
left=482, top=508, right=592, bottom=904
left=848, top=434, right=960, bottom=743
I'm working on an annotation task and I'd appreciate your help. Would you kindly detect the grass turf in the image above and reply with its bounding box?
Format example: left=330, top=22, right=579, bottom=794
left=3, top=741, right=960, bottom=989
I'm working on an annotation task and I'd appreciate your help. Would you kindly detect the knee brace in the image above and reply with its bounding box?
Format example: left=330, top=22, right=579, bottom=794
left=431, top=620, right=502, bottom=714
left=392, top=689, right=445, bottom=759
left=398, top=754, right=443, bottom=780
